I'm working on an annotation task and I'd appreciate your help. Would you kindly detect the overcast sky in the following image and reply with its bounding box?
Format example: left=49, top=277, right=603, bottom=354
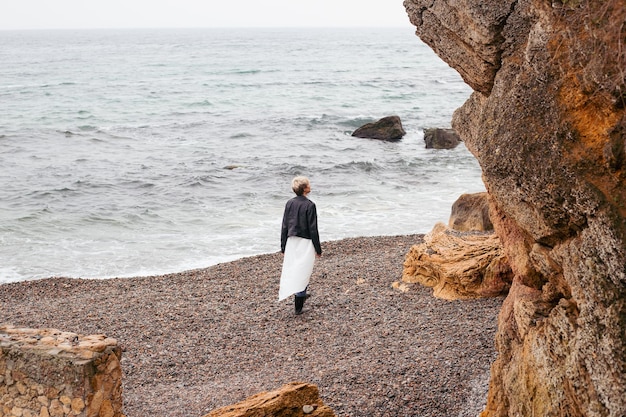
left=0, top=0, right=411, bottom=30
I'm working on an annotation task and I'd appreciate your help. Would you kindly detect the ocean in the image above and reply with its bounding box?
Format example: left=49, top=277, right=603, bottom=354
left=0, top=27, right=483, bottom=284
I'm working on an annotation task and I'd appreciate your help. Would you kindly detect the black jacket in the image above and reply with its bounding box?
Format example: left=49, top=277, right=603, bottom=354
left=281, top=195, right=322, bottom=255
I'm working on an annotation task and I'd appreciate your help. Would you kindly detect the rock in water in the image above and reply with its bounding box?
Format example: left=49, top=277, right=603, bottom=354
left=351, top=115, right=406, bottom=141
left=423, top=127, right=461, bottom=149
left=405, top=0, right=626, bottom=416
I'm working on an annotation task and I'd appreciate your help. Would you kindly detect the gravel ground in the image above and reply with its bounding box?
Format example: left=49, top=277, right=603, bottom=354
left=0, top=235, right=503, bottom=417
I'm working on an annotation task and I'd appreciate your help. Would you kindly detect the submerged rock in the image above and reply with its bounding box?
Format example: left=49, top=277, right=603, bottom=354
left=224, top=165, right=243, bottom=170
left=351, top=115, right=406, bottom=141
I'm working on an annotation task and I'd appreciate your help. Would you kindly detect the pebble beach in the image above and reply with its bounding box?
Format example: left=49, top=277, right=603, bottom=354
left=0, top=235, right=503, bottom=417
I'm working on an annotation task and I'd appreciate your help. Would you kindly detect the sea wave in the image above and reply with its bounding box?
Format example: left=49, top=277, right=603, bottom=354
left=0, top=27, right=478, bottom=283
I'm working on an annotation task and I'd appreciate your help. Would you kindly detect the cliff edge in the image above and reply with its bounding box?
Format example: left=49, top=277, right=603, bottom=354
left=404, top=0, right=626, bottom=415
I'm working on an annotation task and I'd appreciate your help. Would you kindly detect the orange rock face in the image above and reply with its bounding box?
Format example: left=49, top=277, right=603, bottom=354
left=404, top=0, right=626, bottom=415
left=402, top=222, right=512, bottom=300
left=204, top=382, right=336, bottom=417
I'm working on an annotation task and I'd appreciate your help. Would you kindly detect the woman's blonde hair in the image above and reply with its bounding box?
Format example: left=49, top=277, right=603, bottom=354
left=291, top=176, right=310, bottom=196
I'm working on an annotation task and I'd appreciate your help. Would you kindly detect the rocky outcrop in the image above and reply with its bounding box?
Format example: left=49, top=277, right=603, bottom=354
left=449, top=192, right=493, bottom=232
left=0, top=325, right=124, bottom=417
left=423, top=127, right=461, bottom=149
left=402, top=222, right=512, bottom=300
left=352, top=115, right=406, bottom=141
left=204, top=382, right=335, bottom=417
left=404, top=0, right=626, bottom=416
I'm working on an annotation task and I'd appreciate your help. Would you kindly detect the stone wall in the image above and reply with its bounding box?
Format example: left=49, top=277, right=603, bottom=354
left=0, top=325, right=124, bottom=417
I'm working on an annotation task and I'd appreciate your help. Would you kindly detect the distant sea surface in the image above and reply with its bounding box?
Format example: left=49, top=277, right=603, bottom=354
left=0, top=27, right=482, bottom=283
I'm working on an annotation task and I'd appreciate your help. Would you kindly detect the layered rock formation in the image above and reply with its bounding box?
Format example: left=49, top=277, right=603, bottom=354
left=204, top=382, right=335, bottom=417
left=403, top=222, right=512, bottom=299
left=404, top=0, right=626, bottom=416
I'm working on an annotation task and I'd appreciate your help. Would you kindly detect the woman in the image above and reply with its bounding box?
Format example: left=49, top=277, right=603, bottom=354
left=279, top=176, right=322, bottom=314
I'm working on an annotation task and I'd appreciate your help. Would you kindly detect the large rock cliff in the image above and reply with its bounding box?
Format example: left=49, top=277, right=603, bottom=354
left=403, top=0, right=626, bottom=415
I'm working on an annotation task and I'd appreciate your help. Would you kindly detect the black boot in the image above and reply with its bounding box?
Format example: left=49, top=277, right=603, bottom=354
left=294, top=296, right=305, bottom=315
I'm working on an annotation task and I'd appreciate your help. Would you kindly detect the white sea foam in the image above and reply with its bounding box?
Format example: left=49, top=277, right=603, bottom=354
left=0, top=27, right=479, bottom=283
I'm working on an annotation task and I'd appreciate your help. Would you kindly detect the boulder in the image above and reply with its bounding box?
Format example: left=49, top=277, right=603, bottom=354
left=402, top=223, right=512, bottom=300
left=405, top=0, right=626, bottom=415
left=449, top=192, right=493, bottom=232
left=423, top=127, right=461, bottom=149
left=204, top=382, right=336, bottom=417
left=351, top=115, right=405, bottom=141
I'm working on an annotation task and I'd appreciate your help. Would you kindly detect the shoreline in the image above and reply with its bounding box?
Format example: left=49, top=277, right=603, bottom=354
left=0, top=234, right=503, bottom=417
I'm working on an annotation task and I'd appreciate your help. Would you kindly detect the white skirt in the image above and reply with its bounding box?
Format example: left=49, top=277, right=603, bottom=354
left=278, top=236, right=316, bottom=301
